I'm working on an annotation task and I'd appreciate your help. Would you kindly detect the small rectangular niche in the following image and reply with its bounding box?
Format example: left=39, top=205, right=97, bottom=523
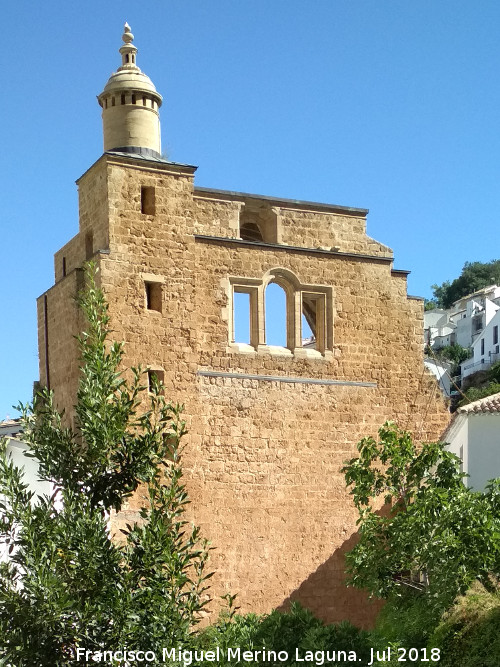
left=141, top=186, right=156, bottom=215
left=62, top=257, right=67, bottom=277
left=85, top=232, right=93, bottom=260
left=145, top=281, right=162, bottom=313
left=147, top=369, right=164, bottom=394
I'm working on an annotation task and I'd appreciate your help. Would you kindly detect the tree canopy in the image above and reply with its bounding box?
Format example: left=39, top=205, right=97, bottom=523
left=431, top=259, right=500, bottom=309
left=342, top=422, right=500, bottom=614
left=0, top=266, right=212, bottom=665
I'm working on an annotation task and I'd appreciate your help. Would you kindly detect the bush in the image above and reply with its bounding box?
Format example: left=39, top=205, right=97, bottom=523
left=428, top=584, right=500, bottom=667
left=196, top=602, right=372, bottom=666
left=458, top=382, right=500, bottom=407
left=370, top=584, right=500, bottom=666
left=487, top=360, right=500, bottom=384
left=372, top=592, right=441, bottom=650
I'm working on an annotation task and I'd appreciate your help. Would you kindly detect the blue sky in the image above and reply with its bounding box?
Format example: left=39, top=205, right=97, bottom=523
left=2, top=1, right=500, bottom=418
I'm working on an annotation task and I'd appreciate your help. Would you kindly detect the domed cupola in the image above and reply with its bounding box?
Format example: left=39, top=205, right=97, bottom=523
left=98, top=23, right=163, bottom=158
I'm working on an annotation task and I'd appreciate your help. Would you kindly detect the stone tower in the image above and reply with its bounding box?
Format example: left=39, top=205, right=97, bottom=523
left=37, top=25, right=450, bottom=628
left=97, top=23, right=162, bottom=157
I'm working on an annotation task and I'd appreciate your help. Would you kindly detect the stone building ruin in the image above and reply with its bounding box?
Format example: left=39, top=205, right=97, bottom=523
left=37, top=24, right=450, bottom=627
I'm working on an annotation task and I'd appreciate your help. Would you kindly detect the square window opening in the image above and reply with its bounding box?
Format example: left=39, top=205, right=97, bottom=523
left=141, top=186, right=156, bottom=215
left=145, top=281, right=162, bottom=313
left=147, top=369, right=164, bottom=394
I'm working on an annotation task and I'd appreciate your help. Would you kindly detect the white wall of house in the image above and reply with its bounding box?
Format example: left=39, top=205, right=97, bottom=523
left=424, top=309, right=449, bottom=346
left=462, top=308, right=500, bottom=378
left=444, top=411, right=500, bottom=491
left=453, top=285, right=500, bottom=315
left=4, top=439, right=53, bottom=499
left=0, top=438, right=54, bottom=562
left=468, top=414, right=500, bottom=491
left=424, top=358, right=452, bottom=397
left=454, top=310, right=473, bottom=348
left=432, top=327, right=455, bottom=349
left=444, top=414, right=468, bottom=482
left=428, top=286, right=500, bottom=352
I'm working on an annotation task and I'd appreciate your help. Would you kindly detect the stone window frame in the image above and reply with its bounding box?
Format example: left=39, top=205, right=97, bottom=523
left=228, top=277, right=262, bottom=352
left=141, top=273, right=164, bottom=314
left=147, top=366, right=165, bottom=394
left=228, top=267, right=333, bottom=358
left=301, top=290, right=328, bottom=355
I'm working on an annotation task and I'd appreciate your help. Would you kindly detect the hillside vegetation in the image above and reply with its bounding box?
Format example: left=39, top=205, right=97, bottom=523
left=430, top=259, right=500, bottom=309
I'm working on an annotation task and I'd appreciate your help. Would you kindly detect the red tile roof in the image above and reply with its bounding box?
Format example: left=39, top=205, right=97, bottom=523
left=457, top=391, right=500, bottom=414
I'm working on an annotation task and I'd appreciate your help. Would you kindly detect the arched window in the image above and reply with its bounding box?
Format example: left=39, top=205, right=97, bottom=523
left=265, top=282, right=288, bottom=347
left=229, top=270, right=331, bottom=356
left=240, top=221, right=263, bottom=242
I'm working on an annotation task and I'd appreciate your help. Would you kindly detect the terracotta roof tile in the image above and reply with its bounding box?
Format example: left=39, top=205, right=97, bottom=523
left=457, top=391, right=500, bottom=414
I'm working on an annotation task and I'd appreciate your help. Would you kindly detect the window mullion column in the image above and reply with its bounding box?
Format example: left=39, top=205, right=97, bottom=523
left=256, top=284, right=267, bottom=350
left=291, top=290, right=302, bottom=352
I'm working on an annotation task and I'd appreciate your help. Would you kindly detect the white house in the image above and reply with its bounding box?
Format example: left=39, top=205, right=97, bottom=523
left=0, top=419, right=54, bottom=562
left=424, top=285, right=500, bottom=352
left=443, top=392, right=500, bottom=491
left=0, top=418, right=23, bottom=439
left=461, top=308, right=500, bottom=379
left=424, top=285, right=500, bottom=391
left=424, top=309, right=450, bottom=347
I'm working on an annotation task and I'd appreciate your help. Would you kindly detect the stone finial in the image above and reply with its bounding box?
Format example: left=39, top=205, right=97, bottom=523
left=122, top=22, right=134, bottom=44
left=119, top=21, right=138, bottom=69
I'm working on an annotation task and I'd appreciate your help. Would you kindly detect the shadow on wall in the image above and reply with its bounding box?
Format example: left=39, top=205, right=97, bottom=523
left=277, top=529, right=384, bottom=630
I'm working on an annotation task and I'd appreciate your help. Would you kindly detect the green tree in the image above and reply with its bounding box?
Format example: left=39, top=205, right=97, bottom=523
left=424, top=299, right=438, bottom=311
left=431, top=260, right=500, bottom=309
left=435, top=344, right=471, bottom=366
left=0, top=267, right=212, bottom=666
left=342, top=422, right=500, bottom=614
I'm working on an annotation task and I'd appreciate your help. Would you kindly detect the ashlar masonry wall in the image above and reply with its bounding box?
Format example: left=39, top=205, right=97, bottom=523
left=38, top=152, right=450, bottom=628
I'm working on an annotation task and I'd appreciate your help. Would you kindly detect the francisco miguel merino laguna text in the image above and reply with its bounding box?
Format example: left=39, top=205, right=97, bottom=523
left=75, top=646, right=362, bottom=664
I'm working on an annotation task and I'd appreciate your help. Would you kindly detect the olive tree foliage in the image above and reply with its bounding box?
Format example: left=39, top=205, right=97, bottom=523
left=342, top=422, right=500, bottom=613
left=0, top=267, right=212, bottom=666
